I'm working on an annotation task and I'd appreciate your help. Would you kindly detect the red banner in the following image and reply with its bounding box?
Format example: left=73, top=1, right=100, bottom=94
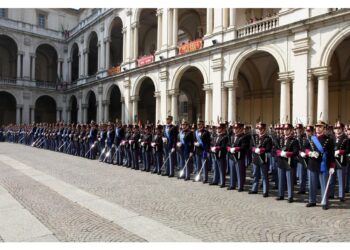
left=137, top=55, right=155, bottom=67
left=178, top=39, right=203, bottom=55
left=107, top=66, right=121, bottom=76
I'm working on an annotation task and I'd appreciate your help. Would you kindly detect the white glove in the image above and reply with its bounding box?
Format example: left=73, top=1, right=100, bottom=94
left=300, top=152, right=306, bottom=158
left=254, top=148, right=261, bottom=154
left=281, top=151, right=287, bottom=158
left=141, top=142, right=145, bottom=146
left=189, top=152, right=193, bottom=157
left=335, top=150, right=340, bottom=157
left=194, top=142, right=200, bottom=147
left=129, top=140, right=133, bottom=144
left=177, top=142, right=182, bottom=147
left=138, top=139, right=141, bottom=142
left=151, top=142, right=156, bottom=147
left=211, top=147, right=216, bottom=153
left=162, top=137, right=168, bottom=143
left=112, top=144, right=115, bottom=148
left=329, top=168, right=335, bottom=175
left=230, top=147, right=235, bottom=154
left=171, top=148, right=175, bottom=153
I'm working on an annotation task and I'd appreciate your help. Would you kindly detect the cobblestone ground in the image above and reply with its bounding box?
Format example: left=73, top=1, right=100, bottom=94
left=1, top=143, right=350, bottom=242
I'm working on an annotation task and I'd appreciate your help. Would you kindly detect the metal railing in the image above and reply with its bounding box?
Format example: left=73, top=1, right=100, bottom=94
left=237, top=16, right=279, bottom=38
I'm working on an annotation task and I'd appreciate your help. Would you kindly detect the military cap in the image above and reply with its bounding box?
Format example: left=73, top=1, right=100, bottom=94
left=315, top=120, right=327, bottom=127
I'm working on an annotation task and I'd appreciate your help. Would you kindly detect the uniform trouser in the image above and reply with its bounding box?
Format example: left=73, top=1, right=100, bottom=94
left=179, top=153, right=192, bottom=180
left=154, top=151, right=163, bottom=174
left=270, top=155, right=279, bottom=188
left=329, top=168, right=345, bottom=198
left=164, top=148, right=176, bottom=176
left=88, top=141, right=96, bottom=159
left=228, top=157, right=238, bottom=188
left=211, top=155, right=220, bottom=184
left=197, top=156, right=208, bottom=182
left=344, top=164, right=350, bottom=193
left=125, top=147, right=132, bottom=167
left=195, top=154, right=203, bottom=176
left=297, top=162, right=307, bottom=192
left=131, top=149, right=139, bottom=169
left=251, top=163, right=269, bottom=194
left=308, top=170, right=329, bottom=205
left=216, top=157, right=226, bottom=186
left=116, top=145, right=124, bottom=165
left=278, top=167, right=294, bottom=198
left=142, top=149, right=151, bottom=171
left=232, top=158, right=245, bottom=189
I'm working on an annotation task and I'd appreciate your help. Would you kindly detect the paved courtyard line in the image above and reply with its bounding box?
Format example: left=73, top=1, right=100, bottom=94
left=0, top=185, right=58, bottom=242
left=0, top=154, right=200, bottom=242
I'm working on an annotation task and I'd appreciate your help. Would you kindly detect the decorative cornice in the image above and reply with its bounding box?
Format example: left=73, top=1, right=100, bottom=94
left=278, top=71, right=294, bottom=82
left=312, top=66, right=332, bottom=79
left=211, top=57, right=223, bottom=71
left=130, top=95, right=139, bottom=102
left=292, top=37, right=310, bottom=56
left=154, top=91, right=161, bottom=98
left=167, top=89, right=180, bottom=96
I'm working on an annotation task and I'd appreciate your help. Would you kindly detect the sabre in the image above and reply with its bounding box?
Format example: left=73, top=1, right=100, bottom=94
left=58, top=141, right=67, bottom=151
left=160, top=150, right=173, bottom=171
left=179, top=154, right=193, bottom=178
left=33, top=137, right=44, bottom=147
left=321, top=170, right=335, bottom=206
left=194, top=159, right=208, bottom=182
left=37, top=138, right=46, bottom=148
left=84, top=142, right=96, bottom=157
left=31, top=137, right=41, bottom=147
left=103, top=148, right=112, bottom=162
left=99, top=147, right=106, bottom=161
left=18, top=136, right=25, bottom=144
left=65, top=142, right=72, bottom=153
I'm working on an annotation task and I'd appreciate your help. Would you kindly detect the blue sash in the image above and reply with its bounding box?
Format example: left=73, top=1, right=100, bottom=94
left=195, top=130, right=204, bottom=148
left=311, top=135, right=328, bottom=173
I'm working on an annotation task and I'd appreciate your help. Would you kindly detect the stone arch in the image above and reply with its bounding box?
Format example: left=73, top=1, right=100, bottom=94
left=68, top=95, right=78, bottom=124
left=229, top=45, right=286, bottom=81
left=0, top=34, right=18, bottom=79
left=34, top=95, right=57, bottom=123
left=33, top=41, right=60, bottom=57
left=108, top=16, right=124, bottom=68
left=87, top=31, right=99, bottom=76
left=35, top=44, right=58, bottom=82
left=320, top=25, right=350, bottom=68
left=86, top=90, right=97, bottom=122
left=171, top=62, right=209, bottom=90
left=132, top=74, right=158, bottom=97
left=70, top=43, right=79, bottom=82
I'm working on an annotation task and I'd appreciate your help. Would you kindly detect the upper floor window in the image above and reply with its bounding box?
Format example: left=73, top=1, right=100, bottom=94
left=38, top=13, right=46, bottom=28
left=0, top=8, right=7, bottom=18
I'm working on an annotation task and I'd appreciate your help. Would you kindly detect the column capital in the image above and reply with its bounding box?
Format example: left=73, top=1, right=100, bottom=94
left=16, top=104, right=23, bottom=109
left=56, top=107, right=63, bottom=112
left=17, top=51, right=25, bottom=56
left=120, top=97, right=125, bottom=103
left=122, top=27, right=127, bottom=34
left=81, top=104, right=88, bottom=109
left=67, top=57, right=72, bottom=63
left=29, top=105, right=35, bottom=109
left=130, top=95, right=139, bottom=102
left=57, top=58, right=64, bottom=63
left=30, top=53, right=36, bottom=58
left=156, top=9, right=163, bottom=16
left=131, top=22, right=140, bottom=29
left=154, top=91, right=161, bottom=98
left=98, top=85, right=103, bottom=94
left=223, top=80, right=238, bottom=89
left=168, top=89, right=179, bottom=96
left=203, top=83, right=213, bottom=91
left=126, top=8, right=132, bottom=16
left=312, top=66, right=332, bottom=79
left=102, top=100, right=110, bottom=106
left=83, top=48, right=89, bottom=54
left=103, top=36, right=111, bottom=43
left=278, top=72, right=293, bottom=83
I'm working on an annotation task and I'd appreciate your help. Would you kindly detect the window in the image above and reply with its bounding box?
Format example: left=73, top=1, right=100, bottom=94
left=38, top=14, right=46, bottom=28
left=0, top=8, right=7, bottom=18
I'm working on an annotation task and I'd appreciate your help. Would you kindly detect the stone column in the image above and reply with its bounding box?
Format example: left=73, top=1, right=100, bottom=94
left=82, top=104, right=88, bottom=123
left=16, top=105, right=22, bottom=124
left=97, top=41, right=101, bottom=71
left=279, top=77, right=291, bottom=123
left=131, top=95, right=139, bottom=123
left=223, top=8, right=229, bottom=29
left=103, top=100, right=110, bottom=122
left=168, top=9, right=173, bottom=47
left=105, top=37, right=111, bottom=69
left=315, top=67, right=330, bottom=123
left=77, top=91, right=83, bottom=123
left=154, top=91, right=161, bottom=124
left=229, top=8, right=236, bottom=28
left=122, top=28, right=127, bottom=63
left=17, top=53, right=22, bottom=79
left=221, top=86, right=228, bottom=122
left=206, top=8, right=213, bottom=35
left=172, top=8, right=178, bottom=47
left=84, top=49, right=88, bottom=77
left=203, top=85, right=212, bottom=123
left=121, top=97, right=125, bottom=123
left=307, top=74, right=314, bottom=124
left=66, top=109, right=71, bottom=124
left=156, top=9, right=163, bottom=52
left=31, top=55, right=36, bottom=81
left=56, top=109, right=61, bottom=122
left=227, top=81, right=238, bottom=122
left=57, top=59, right=62, bottom=81
left=78, top=52, right=83, bottom=78
left=30, top=106, right=35, bottom=123
left=123, top=79, right=131, bottom=123
left=170, top=90, right=179, bottom=123
left=67, top=59, right=71, bottom=82
left=132, top=23, right=139, bottom=60
left=97, top=85, right=103, bottom=122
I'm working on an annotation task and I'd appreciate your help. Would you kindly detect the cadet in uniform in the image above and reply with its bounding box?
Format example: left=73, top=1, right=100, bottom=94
left=163, top=116, right=178, bottom=177
left=151, top=124, right=164, bottom=175
left=194, top=120, right=211, bottom=183
left=178, top=120, right=194, bottom=181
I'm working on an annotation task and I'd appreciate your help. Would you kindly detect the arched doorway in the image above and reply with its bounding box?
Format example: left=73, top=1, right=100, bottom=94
left=0, top=91, right=16, bottom=125
left=0, top=35, right=18, bottom=79
left=177, top=67, right=205, bottom=123
left=109, top=17, right=123, bottom=68
left=88, top=32, right=98, bottom=76
left=35, top=44, right=58, bottom=83
left=87, top=91, right=97, bottom=122
left=326, top=36, right=350, bottom=123
left=109, top=85, right=122, bottom=122
left=138, top=78, right=156, bottom=123
left=177, top=9, right=206, bottom=44
left=138, top=9, right=157, bottom=57
left=235, top=51, right=282, bottom=125
left=71, top=43, right=79, bottom=83
left=69, top=95, right=78, bottom=124
left=35, top=96, right=56, bottom=123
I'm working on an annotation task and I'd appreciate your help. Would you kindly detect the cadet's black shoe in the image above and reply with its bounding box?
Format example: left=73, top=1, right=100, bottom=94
left=161, top=173, right=168, bottom=176
left=263, top=193, right=268, bottom=198
left=238, top=188, right=244, bottom=192
left=276, top=196, right=284, bottom=201
left=209, top=183, right=218, bottom=186
left=219, top=185, right=225, bottom=188
left=168, top=175, right=174, bottom=178
left=340, top=197, right=345, bottom=202
left=306, top=203, right=316, bottom=207
left=184, top=179, right=189, bottom=181
left=157, top=172, right=161, bottom=175
left=248, top=191, right=258, bottom=194
left=328, top=195, right=335, bottom=199
left=203, top=180, right=208, bottom=184
left=297, top=191, right=306, bottom=194
left=322, top=205, right=329, bottom=210
left=227, top=187, right=234, bottom=190
left=288, top=198, right=294, bottom=203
